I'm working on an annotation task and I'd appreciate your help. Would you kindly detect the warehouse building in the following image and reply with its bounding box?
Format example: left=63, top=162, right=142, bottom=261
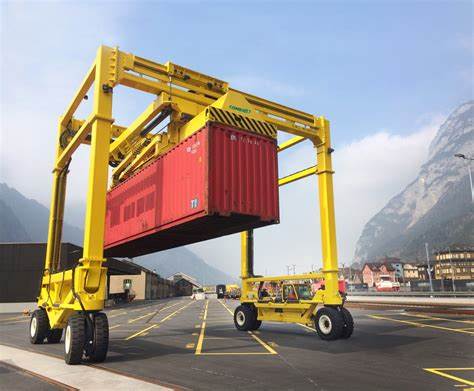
left=109, top=262, right=176, bottom=301
left=0, top=242, right=175, bottom=312
left=169, top=272, right=201, bottom=296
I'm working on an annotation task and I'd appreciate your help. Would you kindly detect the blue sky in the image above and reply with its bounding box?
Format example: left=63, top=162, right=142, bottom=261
left=1, top=1, right=472, bottom=276
left=113, top=0, right=472, bottom=143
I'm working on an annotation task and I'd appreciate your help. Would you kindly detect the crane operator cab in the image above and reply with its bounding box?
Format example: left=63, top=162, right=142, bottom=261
left=257, top=281, right=314, bottom=303
left=282, top=283, right=313, bottom=302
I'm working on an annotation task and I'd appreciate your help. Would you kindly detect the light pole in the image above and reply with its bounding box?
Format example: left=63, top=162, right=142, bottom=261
left=446, top=246, right=456, bottom=292
left=424, top=243, right=434, bottom=292
left=454, top=153, right=474, bottom=203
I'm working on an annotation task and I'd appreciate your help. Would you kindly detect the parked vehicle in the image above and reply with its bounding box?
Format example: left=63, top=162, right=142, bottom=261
left=228, top=287, right=241, bottom=299
left=216, top=284, right=226, bottom=299
left=192, top=288, right=206, bottom=300
left=376, top=275, right=400, bottom=292
left=312, top=279, right=347, bottom=294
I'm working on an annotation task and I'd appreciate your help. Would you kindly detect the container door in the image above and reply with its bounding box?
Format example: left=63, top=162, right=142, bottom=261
left=158, top=129, right=208, bottom=227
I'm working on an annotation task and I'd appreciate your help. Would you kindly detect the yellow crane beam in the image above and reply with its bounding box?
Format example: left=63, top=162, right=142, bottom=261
left=36, top=45, right=346, bottom=365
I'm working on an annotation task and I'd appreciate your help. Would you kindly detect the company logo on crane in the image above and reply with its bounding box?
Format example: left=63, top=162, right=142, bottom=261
left=229, top=104, right=251, bottom=114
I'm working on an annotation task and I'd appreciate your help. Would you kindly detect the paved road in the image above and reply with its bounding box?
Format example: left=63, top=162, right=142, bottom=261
left=0, top=297, right=473, bottom=390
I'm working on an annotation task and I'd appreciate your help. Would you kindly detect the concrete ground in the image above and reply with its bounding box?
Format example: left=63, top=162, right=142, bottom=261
left=0, top=297, right=473, bottom=391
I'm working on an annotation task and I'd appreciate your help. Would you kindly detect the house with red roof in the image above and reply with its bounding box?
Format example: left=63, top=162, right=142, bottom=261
left=362, top=262, right=397, bottom=287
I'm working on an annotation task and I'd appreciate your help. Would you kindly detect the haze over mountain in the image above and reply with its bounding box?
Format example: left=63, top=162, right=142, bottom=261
left=0, top=183, right=83, bottom=244
left=354, top=101, right=474, bottom=263
left=0, top=183, right=236, bottom=283
left=135, top=250, right=238, bottom=285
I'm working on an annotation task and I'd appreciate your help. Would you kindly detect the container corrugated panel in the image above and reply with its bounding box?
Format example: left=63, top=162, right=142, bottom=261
left=104, top=122, right=279, bottom=258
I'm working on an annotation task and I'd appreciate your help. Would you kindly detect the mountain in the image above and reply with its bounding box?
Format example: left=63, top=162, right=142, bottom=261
left=354, top=101, right=474, bottom=263
left=0, top=199, right=31, bottom=242
left=134, top=248, right=238, bottom=285
left=0, top=182, right=236, bottom=284
left=0, top=183, right=83, bottom=244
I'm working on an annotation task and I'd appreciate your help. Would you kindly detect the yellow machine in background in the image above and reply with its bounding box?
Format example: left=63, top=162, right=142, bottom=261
left=225, top=285, right=241, bottom=299
left=232, top=83, right=354, bottom=340
left=30, top=46, right=352, bottom=366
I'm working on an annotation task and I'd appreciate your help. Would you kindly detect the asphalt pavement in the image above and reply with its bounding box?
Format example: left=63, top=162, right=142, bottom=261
left=0, top=297, right=473, bottom=390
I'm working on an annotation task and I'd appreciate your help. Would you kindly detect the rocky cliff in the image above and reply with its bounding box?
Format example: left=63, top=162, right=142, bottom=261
left=354, top=101, right=474, bottom=262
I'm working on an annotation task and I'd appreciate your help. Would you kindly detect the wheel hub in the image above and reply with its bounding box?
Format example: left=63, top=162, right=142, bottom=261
left=318, top=314, right=332, bottom=334
left=236, top=311, right=245, bottom=326
left=30, top=317, right=37, bottom=338
left=65, top=324, right=71, bottom=353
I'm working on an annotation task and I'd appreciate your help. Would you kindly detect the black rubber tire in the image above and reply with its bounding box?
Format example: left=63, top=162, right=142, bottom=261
left=47, top=329, right=63, bottom=343
left=248, top=305, right=262, bottom=330
left=65, top=314, right=85, bottom=365
left=251, top=319, right=262, bottom=331
left=29, top=308, right=50, bottom=344
left=315, top=307, right=344, bottom=341
left=234, top=305, right=256, bottom=331
left=85, top=313, right=109, bottom=363
left=340, top=307, right=354, bottom=339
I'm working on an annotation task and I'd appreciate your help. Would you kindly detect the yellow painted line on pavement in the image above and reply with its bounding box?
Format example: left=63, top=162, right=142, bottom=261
left=130, top=306, right=150, bottom=313
left=247, top=331, right=277, bottom=354
left=108, top=311, right=127, bottom=318
left=128, top=312, right=155, bottom=323
left=369, top=315, right=474, bottom=335
left=424, top=368, right=474, bottom=387
left=128, top=300, right=182, bottom=313
left=125, top=301, right=194, bottom=341
left=125, top=324, right=160, bottom=340
left=130, top=306, right=151, bottom=312
left=218, top=300, right=277, bottom=355
left=158, top=301, right=185, bottom=312
left=199, top=352, right=276, bottom=356
left=403, top=313, right=474, bottom=325
left=195, top=300, right=209, bottom=355
left=159, top=301, right=193, bottom=323
left=203, top=337, right=231, bottom=340
left=109, top=324, right=121, bottom=330
left=128, top=301, right=184, bottom=323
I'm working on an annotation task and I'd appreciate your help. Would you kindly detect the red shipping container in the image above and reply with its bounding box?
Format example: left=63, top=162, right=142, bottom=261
left=103, top=123, right=279, bottom=258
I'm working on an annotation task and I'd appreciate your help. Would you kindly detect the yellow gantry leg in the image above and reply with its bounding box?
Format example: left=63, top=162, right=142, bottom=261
left=315, top=117, right=342, bottom=306
left=39, top=46, right=114, bottom=328
left=240, top=230, right=254, bottom=300
left=79, top=45, right=114, bottom=298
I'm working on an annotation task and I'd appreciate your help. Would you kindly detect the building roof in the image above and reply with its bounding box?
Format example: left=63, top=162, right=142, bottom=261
left=363, top=262, right=396, bottom=272
left=113, top=258, right=159, bottom=276
left=168, top=272, right=201, bottom=287
left=435, top=245, right=474, bottom=254
left=363, top=263, right=382, bottom=271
